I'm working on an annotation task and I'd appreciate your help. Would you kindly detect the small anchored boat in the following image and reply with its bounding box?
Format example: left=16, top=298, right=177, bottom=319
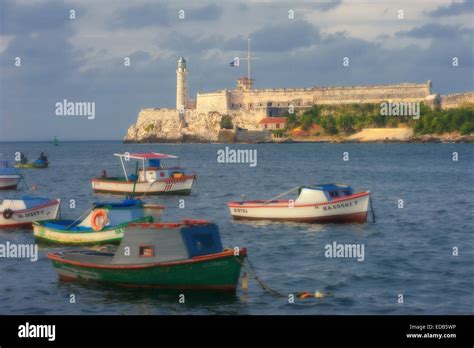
left=33, top=199, right=164, bottom=245
left=0, top=160, right=22, bottom=190
left=0, top=197, right=60, bottom=228
left=91, top=152, right=196, bottom=195
left=15, top=152, right=49, bottom=169
left=47, top=219, right=246, bottom=291
left=228, top=184, right=370, bottom=223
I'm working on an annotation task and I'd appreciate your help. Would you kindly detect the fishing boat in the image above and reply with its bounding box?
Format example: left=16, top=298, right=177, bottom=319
left=14, top=152, right=49, bottom=169
left=0, top=160, right=22, bottom=190
left=47, top=219, right=246, bottom=291
left=0, top=197, right=60, bottom=228
left=228, top=184, right=371, bottom=223
left=91, top=152, right=196, bottom=195
left=33, top=199, right=164, bottom=245
left=53, top=136, right=59, bottom=146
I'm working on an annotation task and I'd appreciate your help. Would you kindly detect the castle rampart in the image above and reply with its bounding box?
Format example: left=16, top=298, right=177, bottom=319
left=124, top=58, right=472, bottom=143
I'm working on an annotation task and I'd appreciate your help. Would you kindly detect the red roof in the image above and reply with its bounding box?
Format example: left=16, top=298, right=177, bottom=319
left=259, top=117, right=287, bottom=124
left=114, top=152, right=178, bottom=159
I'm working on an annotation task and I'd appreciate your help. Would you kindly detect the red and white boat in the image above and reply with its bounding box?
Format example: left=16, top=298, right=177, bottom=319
left=228, top=184, right=370, bottom=223
left=92, top=152, right=196, bottom=195
left=0, top=160, right=22, bottom=190
left=0, top=197, right=61, bottom=228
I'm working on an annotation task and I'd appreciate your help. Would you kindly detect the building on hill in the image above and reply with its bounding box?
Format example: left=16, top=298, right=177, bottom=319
left=258, top=117, right=287, bottom=130
left=124, top=57, right=474, bottom=143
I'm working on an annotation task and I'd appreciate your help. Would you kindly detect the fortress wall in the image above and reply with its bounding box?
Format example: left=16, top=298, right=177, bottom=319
left=228, top=83, right=432, bottom=108
left=196, top=91, right=229, bottom=113
left=440, top=92, right=474, bottom=109
left=229, top=109, right=267, bottom=130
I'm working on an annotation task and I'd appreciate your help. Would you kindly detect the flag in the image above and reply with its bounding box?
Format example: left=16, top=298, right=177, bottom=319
left=229, top=57, right=239, bottom=67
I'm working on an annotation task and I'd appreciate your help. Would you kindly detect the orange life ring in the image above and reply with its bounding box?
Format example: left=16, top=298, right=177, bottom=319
left=91, top=209, right=108, bottom=231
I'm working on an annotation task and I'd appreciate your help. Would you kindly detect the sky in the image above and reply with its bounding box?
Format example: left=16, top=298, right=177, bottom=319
left=0, top=0, right=473, bottom=141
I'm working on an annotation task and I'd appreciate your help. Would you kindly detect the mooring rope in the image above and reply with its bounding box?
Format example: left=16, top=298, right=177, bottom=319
left=369, top=196, right=376, bottom=223
left=65, top=207, right=93, bottom=230
left=235, top=255, right=286, bottom=297
left=235, top=255, right=330, bottom=300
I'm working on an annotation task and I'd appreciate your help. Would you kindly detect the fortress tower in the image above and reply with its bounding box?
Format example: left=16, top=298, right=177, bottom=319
left=176, top=57, right=188, bottom=111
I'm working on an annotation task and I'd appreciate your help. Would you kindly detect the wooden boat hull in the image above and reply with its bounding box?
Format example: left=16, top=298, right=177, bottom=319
left=0, top=176, right=21, bottom=190
left=33, top=217, right=153, bottom=245
left=0, top=199, right=61, bottom=228
left=91, top=176, right=195, bottom=195
left=229, top=191, right=370, bottom=223
left=48, top=249, right=246, bottom=291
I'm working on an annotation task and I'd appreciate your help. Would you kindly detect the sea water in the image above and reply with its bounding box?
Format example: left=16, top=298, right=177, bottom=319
left=0, top=142, right=472, bottom=314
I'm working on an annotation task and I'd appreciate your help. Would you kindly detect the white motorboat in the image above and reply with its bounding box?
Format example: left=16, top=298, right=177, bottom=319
left=228, top=184, right=370, bottom=223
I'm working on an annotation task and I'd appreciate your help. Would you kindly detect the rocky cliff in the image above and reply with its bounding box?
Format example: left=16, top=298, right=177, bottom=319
left=124, top=108, right=265, bottom=143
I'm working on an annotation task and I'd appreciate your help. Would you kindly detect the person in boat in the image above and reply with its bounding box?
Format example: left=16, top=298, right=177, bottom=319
left=35, top=152, right=48, bottom=166
left=38, top=152, right=48, bottom=161
left=20, top=152, right=28, bottom=164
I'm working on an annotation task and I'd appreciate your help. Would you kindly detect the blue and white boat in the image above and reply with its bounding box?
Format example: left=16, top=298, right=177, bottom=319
left=0, top=197, right=61, bottom=228
left=0, top=160, right=22, bottom=190
left=33, top=199, right=164, bottom=245
left=229, top=184, right=371, bottom=223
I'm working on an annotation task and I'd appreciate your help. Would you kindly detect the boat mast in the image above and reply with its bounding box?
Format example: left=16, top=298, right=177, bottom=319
left=247, top=38, right=251, bottom=86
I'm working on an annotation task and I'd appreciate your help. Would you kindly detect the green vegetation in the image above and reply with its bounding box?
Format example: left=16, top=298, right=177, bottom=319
left=144, top=123, right=155, bottom=132
left=282, top=103, right=474, bottom=136
left=413, top=105, right=474, bottom=135
left=270, top=129, right=286, bottom=138
left=220, top=115, right=233, bottom=129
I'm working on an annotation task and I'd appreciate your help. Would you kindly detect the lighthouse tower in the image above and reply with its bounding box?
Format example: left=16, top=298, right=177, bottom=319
left=176, top=57, right=188, bottom=112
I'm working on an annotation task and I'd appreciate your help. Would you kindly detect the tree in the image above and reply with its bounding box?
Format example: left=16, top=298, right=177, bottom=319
left=320, top=116, right=338, bottom=135
left=285, top=112, right=298, bottom=129
left=220, top=115, right=233, bottom=129
left=337, top=114, right=355, bottom=134
left=460, top=121, right=474, bottom=135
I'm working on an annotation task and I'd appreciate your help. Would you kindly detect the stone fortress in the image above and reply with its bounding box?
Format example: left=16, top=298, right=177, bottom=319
left=125, top=57, right=474, bottom=143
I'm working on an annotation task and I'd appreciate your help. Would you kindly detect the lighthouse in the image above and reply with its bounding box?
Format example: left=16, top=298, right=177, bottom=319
left=176, top=57, right=188, bottom=112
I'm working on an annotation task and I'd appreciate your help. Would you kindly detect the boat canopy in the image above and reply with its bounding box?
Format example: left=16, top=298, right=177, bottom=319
left=296, top=184, right=354, bottom=203
left=112, top=221, right=223, bottom=265
left=303, top=184, right=353, bottom=192
left=114, top=153, right=178, bottom=160
left=113, top=153, right=180, bottom=180
left=93, top=199, right=143, bottom=209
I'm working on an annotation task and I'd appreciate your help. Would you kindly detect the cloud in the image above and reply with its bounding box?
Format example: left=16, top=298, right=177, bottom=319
left=428, top=0, right=474, bottom=17
left=248, top=20, right=320, bottom=52
left=187, top=4, right=223, bottom=21
left=112, top=3, right=223, bottom=29
left=315, top=0, right=343, bottom=12
left=113, top=3, right=171, bottom=28
left=396, top=23, right=474, bottom=38
left=0, top=0, right=73, bottom=35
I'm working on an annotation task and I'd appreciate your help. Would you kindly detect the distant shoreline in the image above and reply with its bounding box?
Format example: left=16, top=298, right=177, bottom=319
left=124, top=129, right=474, bottom=144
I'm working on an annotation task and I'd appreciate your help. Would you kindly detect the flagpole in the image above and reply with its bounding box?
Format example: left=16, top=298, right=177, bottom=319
left=248, top=38, right=251, bottom=88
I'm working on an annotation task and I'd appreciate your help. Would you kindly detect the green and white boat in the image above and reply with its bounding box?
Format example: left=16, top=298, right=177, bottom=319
left=33, top=199, right=164, bottom=245
left=47, top=220, right=247, bottom=291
